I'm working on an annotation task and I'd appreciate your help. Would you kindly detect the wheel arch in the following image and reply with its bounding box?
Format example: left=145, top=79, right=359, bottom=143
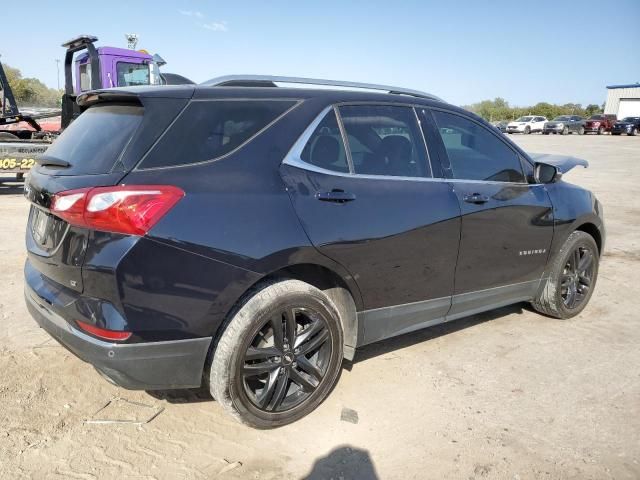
left=575, top=222, right=603, bottom=255
left=214, top=263, right=361, bottom=361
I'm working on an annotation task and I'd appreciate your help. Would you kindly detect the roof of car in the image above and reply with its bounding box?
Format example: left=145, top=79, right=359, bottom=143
left=77, top=83, right=450, bottom=108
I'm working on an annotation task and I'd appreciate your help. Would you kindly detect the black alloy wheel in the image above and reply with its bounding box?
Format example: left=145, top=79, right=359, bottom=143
left=560, top=246, right=595, bottom=310
left=241, top=306, right=332, bottom=412
left=208, top=279, right=344, bottom=428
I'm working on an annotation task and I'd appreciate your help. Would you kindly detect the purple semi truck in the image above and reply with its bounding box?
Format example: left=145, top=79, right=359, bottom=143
left=1, top=34, right=191, bottom=178
left=61, top=35, right=192, bottom=128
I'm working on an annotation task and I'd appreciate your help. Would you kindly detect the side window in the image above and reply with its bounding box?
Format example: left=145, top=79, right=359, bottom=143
left=338, top=105, right=430, bottom=178
left=116, top=62, right=150, bottom=87
left=141, top=100, right=296, bottom=168
left=432, top=110, right=525, bottom=183
left=300, top=109, right=349, bottom=173
left=79, top=63, right=91, bottom=91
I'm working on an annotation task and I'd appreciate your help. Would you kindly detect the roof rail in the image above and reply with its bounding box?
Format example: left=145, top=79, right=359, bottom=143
left=200, top=75, right=443, bottom=102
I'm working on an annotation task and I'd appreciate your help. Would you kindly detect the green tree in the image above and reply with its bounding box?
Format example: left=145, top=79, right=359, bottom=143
left=1, top=63, right=62, bottom=108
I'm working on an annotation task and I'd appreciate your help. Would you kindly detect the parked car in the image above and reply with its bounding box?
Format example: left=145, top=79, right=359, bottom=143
left=611, top=117, right=640, bottom=136
left=24, top=76, right=605, bottom=428
left=506, top=116, right=547, bottom=134
left=542, top=115, right=585, bottom=135
left=584, top=114, right=617, bottom=134
left=494, top=120, right=509, bottom=133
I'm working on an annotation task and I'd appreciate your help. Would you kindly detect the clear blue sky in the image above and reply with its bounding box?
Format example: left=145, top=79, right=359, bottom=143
left=3, top=0, right=639, bottom=107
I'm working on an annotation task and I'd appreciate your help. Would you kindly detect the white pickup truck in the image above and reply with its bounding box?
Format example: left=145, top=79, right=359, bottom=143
left=506, top=116, right=547, bottom=134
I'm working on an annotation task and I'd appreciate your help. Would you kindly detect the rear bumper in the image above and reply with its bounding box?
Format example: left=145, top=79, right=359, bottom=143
left=25, top=283, right=211, bottom=390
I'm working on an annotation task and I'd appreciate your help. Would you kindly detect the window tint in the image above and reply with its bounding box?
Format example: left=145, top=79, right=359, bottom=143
left=116, top=62, right=150, bottom=87
left=142, top=100, right=295, bottom=168
left=41, top=105, right=143, bottom=175
left=338, top=105, right=430, bottom=177
left=300, top=109, right=349, bottom=173
left=432, top=110, right=525, bottom=183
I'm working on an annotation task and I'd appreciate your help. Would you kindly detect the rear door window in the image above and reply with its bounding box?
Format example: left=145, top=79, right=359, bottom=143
left=40, top=104, right=143, bottom=175
left=141, top=100, right=296, bottom=168
left=338, top=105, right=430, bottom=178
left=300, top=109, right=349, bottom=173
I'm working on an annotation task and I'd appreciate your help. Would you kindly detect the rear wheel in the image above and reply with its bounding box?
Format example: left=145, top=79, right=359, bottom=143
left=562, top=126, right=569, bottom=135
left=630, top=127, right=638, bottom=136
left=208, top=279, right=344, bottom=428
left=524, top=126, right=531, bottom=135
left=597, top=126, right=605, bottom=135
left=578, top=126, right=585, bottom=135
left=531, top=231, right=599, bottom=319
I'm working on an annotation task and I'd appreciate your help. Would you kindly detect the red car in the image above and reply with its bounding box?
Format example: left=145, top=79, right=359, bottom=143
left=584, top=114, right=617, bottom=134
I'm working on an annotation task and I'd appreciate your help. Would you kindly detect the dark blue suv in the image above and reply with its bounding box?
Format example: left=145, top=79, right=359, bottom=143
left=24, top=76, right=605, bottom=428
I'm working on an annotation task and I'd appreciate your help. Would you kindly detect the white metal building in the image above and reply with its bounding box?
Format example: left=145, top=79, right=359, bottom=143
left=604, top=84, right=640, bottom=119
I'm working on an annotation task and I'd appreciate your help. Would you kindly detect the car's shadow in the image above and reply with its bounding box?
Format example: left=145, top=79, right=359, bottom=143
left=147, top=303, right=528, bottom=404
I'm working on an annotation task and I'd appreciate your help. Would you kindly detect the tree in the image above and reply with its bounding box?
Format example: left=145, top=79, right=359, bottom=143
left=585, top=104, right=603, bottom=117
left=1, top=63, right=62, bottom=108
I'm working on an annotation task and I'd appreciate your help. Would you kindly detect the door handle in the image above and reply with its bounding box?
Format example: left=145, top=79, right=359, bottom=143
left=463, top=193, right=489, bottom=204
left=316, top=189, right=356, bottom=203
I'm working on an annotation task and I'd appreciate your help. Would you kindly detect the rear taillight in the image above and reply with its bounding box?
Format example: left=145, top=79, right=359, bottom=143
left=50, top=185, right=184, bottom=235
left=76, top=320, right=132, bottom=341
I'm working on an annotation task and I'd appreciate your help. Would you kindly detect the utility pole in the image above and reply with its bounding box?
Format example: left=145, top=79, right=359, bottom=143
left=55, top=59, right=61, bottom=90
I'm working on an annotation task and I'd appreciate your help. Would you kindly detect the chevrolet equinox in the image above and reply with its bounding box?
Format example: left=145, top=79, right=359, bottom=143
left=24, top=76, right=605, bottom=428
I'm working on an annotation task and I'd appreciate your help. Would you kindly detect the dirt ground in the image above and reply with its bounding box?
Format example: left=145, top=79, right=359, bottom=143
left=0, top=134, right=639, bottom=479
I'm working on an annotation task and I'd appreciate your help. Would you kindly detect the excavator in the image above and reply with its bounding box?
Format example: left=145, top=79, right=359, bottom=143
left=0, top=34, right=192, bottom=179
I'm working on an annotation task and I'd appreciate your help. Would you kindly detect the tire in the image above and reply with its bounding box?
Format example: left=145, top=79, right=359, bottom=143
left=0, top=132, right=19, bottom=140
left=524, top=126, right=531, bottom=135
left=611, top=132, right=620, bottom=136
left=531, top=231, right=599, bottom=319
left=561, top=126, right=569, bottom=135
left=630, top=127, right=638, bottom=136
left=542, top=131, right=549, bottom=135
left=208, top=279, right=344, bottom=428
left=578, top=126, right=585, bottom=135
left=597, top=126, right=605, bottom=135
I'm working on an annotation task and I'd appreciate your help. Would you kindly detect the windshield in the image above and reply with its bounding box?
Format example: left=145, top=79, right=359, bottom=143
left=589, top=115, right=604, bottom=120
left=622, top=117, right=639, bottom=122
left=553, top=116, right=570, bottom=121
left=41, top=105, right=143, bottom=175
left=516, top=116, right=533, bottom=122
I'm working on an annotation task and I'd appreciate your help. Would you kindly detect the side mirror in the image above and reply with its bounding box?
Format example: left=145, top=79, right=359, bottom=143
left=535, top=162, right=562, bottom=184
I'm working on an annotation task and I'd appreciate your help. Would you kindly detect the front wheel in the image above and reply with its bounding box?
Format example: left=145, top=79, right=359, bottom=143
left=598, top=126, right=605, bottom=135
left=531, top=231, right=599, bottom=319
left=630, top=127, right=638, bottom=136
left=208, top=279, right=344, bottom=428
left=562, top=126, right=569, bottom=135
left=578, top=126, right=585, bottom=135
left=524, top=126, right=531, bottom=135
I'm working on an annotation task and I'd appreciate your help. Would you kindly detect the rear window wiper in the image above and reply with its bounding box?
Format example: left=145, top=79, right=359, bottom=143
left=36, top=156, right=71, bottom=168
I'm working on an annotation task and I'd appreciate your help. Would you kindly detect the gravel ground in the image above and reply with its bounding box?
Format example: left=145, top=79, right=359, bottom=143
left=0, top=134, right=638, bottom=479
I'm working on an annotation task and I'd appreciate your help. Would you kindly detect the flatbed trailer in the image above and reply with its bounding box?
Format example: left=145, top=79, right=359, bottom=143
left=0, top=59, right=58, bottom=178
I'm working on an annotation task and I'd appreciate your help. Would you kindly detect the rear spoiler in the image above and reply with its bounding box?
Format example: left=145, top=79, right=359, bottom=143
left=77, top=91, right=143, bottom=107
left=77, top=86, right=195, bottom=107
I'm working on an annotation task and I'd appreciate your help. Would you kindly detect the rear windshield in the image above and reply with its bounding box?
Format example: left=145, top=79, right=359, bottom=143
left=41, top=105, right=142, bottom=175
left=140, top=100, right=296, bottom=169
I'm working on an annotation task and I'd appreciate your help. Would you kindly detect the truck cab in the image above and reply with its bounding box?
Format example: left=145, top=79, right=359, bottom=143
left=74, top=46, right=162, bottom=94
left=61, top=35, right=169, bottom=128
